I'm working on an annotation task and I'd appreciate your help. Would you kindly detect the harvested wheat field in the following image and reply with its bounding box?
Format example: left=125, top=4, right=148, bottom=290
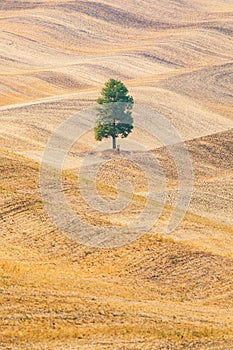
left=0, top=0, right=233, bottom=349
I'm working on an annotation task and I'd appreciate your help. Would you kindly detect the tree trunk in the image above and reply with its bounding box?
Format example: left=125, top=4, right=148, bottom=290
left=112, top=117, right=116, bottom=149
left=112, top=136, right=116, bottom=149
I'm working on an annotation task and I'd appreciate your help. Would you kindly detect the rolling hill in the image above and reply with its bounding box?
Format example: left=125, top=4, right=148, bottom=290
left=0, top=0, right=233, bottom=349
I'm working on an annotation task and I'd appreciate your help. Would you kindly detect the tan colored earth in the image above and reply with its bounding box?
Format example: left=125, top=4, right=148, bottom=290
left=0, top=1, right=233, bottom=349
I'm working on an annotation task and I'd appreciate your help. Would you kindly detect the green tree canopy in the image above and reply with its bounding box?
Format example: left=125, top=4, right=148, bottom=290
left=94, top=79, right=134, bottom=149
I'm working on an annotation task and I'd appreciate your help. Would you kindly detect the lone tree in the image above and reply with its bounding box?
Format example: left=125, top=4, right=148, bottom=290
left=94, top=79, right=134, bottom=149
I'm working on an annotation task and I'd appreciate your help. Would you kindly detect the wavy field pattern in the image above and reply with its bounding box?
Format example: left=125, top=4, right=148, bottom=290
left=0, top=1, right=233, bottom=349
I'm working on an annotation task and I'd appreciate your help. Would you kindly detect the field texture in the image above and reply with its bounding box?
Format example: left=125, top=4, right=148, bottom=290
left=0, top=0, right=233, bottom=349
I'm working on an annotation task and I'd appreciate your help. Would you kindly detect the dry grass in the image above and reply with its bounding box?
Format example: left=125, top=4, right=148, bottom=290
left=0, top=0, right=233, bottom=349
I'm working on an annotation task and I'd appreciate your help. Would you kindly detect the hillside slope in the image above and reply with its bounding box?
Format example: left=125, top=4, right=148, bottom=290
left=0, top=0, right=233, bottom=349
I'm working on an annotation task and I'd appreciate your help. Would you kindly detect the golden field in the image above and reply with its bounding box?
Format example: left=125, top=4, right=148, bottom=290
left=0, top=1, right=233, bottom=349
